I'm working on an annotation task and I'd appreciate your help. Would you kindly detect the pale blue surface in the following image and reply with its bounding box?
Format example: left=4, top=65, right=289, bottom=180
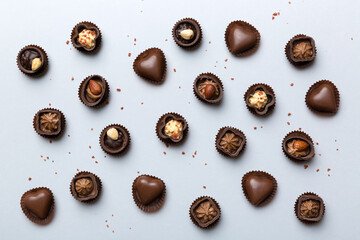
left=0, top=0, right=359, bottom=239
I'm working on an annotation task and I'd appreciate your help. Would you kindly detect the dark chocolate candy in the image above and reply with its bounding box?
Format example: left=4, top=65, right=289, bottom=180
left=225, top=21, right=260, bottom=56
left=306, top=80, right=339, bottom=114
left=193, top=73, right=223, bottom=104
left=282, top=131, right=315, bottom=161
left=172, top=18, right=202, bottom=48
left=71, top=21, right=101, bottom=53
left=17, top=45, right=48, bottom=76
left=33, top=108, right=65, bottom=138
left=244, top=83, right=276, bottom=116
left=189, top=196, right=221, bottom=229
left=242, top=171, right=277, bottom=206
left=215, top=127, right=246, bottom=157
left=70, top=171, right=102, bottom=202
left=156, top=112, right=188, bottom=144
left=99, top=124, right=130, bottom=155
left=286, top=34, right=316, bottom=66
left=295, top=193, right=325, bottom=223
left=78, top=75, right=109, bottom=107
left=133, top=48, right=166, bottom=84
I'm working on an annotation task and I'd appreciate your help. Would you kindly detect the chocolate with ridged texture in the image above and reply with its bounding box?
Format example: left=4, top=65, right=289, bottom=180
left=71, top=21, right=101, bottom=53
left=282, top=131, right=315, bottom=161
left=189, top=196, right=221, bottom=229
left=17, top=45, right=48, bottom=76
left=193, top=73, right=223, bottom=104
left=215, top=127, right=246, bottom=157
left=295, top=193, right=325, bottom=223
left=225, top=20, right=260, bottom=56
left=99, top=124, right=130, bottom=155
left=242, top=171, right=277, bottom=206
left=33, top=108, right=65, bottom=138
left=244, top=83, right=276, bottom=116
left=133, top=48, right=166, bottom=84
left=286, top=34, right=316, bottom=66
left=20, top=187, right=54, bottom=225
left=172, top=18, right=202, bottom=48
left=306, top=80, right=339, bottom=114
left=78, top=75, right=109, bottom=107
left=132, top=175, right=166, bottom=212
left=70, top=171, right=102, bottom=202
left=156, top=113, right=188, bottom=144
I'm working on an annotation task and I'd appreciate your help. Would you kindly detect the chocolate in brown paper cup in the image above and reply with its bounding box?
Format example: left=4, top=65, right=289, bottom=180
left=70, top=171, right=102, bottom=203
left=305, top=80, right=340, bottom=115
left=285, top=34, right=316, bottom=67
left=189, top=196, right=221, bottom=229
left=225, top=20, right=260, bottom=57
left=20, top=187, right=55, bottom=225
left=99, top=124, right=131, bottom=155
left=156, top=112, right=188, bottom=144
left=33, top=108, right=66, bottom=139
left=241, top=170, right=277, bottom=207
left=244, top=83, right=276, bottom=116
left=132, top=174, right=166, bottom=213
left=215, top=126, right=246, bottom=158
left=294, top=192, right=325, bottom=224
left=17, top=44, right=48, bottom=76
left=193, top=72, right=224, bottom=104
left=78, top=75, right=109, bottom=107
left=133, top=47, right=167, bottom=84
left=172, top=18, right=202, bottom=49
left=282, top=130, right=315, bottom=162
left=71, top=21, right=102, bottom=54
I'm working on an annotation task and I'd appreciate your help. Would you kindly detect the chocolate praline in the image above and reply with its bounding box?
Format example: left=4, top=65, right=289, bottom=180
left=225, top=20, right=260, bottom=56
left=78, top=75, right=109, bottom=107
left=286, top=34, right=316, bottom=66
left=282, top=131, right=315, bottom=161
left=17, top=45, right=48, bottom=76
left=242, top=171, right=277, bottom=206
left=99, top=124, right=130, bottom=155
left=215, top=127, right=246, bottom=157
left=156, top=112, right=188, bottom=144
left=295, top=193, right=325, bottom=223
left=193, top=73, right=223, bottom=104
left=20, top=187, right=55, bottom=225
left=172, top=18, right=202, bottom=49
left=133, top=48, right=167, bottom=84
left=132, top=175, right=166, bottom=212
left=33, top=108, right=65, bottom=138
left=71, top=21, right=101, bottom=53
left=305, top=80, right=340, bottom=115
left=70, top=171, right=102, bottom=203
left=189, top=196, right=221, bottom=229
left=244, top=83, right=276, bottom=116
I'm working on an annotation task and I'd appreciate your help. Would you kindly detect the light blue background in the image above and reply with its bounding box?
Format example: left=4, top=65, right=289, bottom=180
left=0, top=0, right=359, bottom=239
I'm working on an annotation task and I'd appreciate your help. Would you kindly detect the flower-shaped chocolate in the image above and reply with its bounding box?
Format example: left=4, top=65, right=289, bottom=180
left=293, top=41, right=313, bottom=60
left=195, top=200, right=218, bottom=223
left=75, top=178, right=94, bottom=196
left=244, top=84, right=275, bottom=116
left=220, top=133, right=241, bottom=153
left=156, top=113, right=188, bottom=144
left=300, top=200, right=320, bottom=218
left=71, top=21, right=101, bottom=52
left=40, top=113, right=59, bottom=133
left=216, top=127, right=246, bottom=157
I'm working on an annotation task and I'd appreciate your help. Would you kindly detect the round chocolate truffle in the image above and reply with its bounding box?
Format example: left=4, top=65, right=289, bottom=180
left=17, top=45, right=48, bottom=76
left=71, top=21, right=101, bottom=53
left=70, top=171, right=102, bottom=203
left=99, top=124, right=130, bottom=155
left=172, top=18, right=202, bottom=48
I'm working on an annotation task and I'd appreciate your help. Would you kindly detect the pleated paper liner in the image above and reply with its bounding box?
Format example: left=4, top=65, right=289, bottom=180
left=132, top=174, right=166, bottom=213
left=282, top=130, right=315, bottom=162
left=33, top=108, right=66, bottom=139
left=189, top=196, right=221, bottom=229
left=241, top=170, right=278, bottom=207
left=71, top=21, right=102, bottom=54
left=244, top=83, right=276, bottom=116
left=133, top=47, right=167, bottom=85
left=285, top=34, right=316, bottom=67
left=172, top=18, right=202, bottom=49
left=17, top=44, right=48, bottom=76
left=69, top=171, right=102, bottom=203
left=305, top=80, right=340, bottom=115
left=224, top=20, right=261, bottom=57
left=78, top=75, right=110, bottom=107
left=99, top=124, right=131, bottom=155
left=294, top=192, right=325, bottom=224
left=155, top=112, right=188, bottom=145
left=193, top=72, right=224, bottom=104
left=215, top=126, right=246, bottom=158
left=20, top=187, right=55, bottom=225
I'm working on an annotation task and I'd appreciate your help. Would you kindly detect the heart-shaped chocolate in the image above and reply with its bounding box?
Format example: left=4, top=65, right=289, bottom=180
left=225, top=21, right=259, bottom=56
left=307, top=81, right=338, bottom=113
left=242, top=171, right=276, bottom=206
left=133, top=48, right=166, bottom=83
left=134, top=175, right=164, bottom=205
left=21, top=188, right=54, bottom=224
